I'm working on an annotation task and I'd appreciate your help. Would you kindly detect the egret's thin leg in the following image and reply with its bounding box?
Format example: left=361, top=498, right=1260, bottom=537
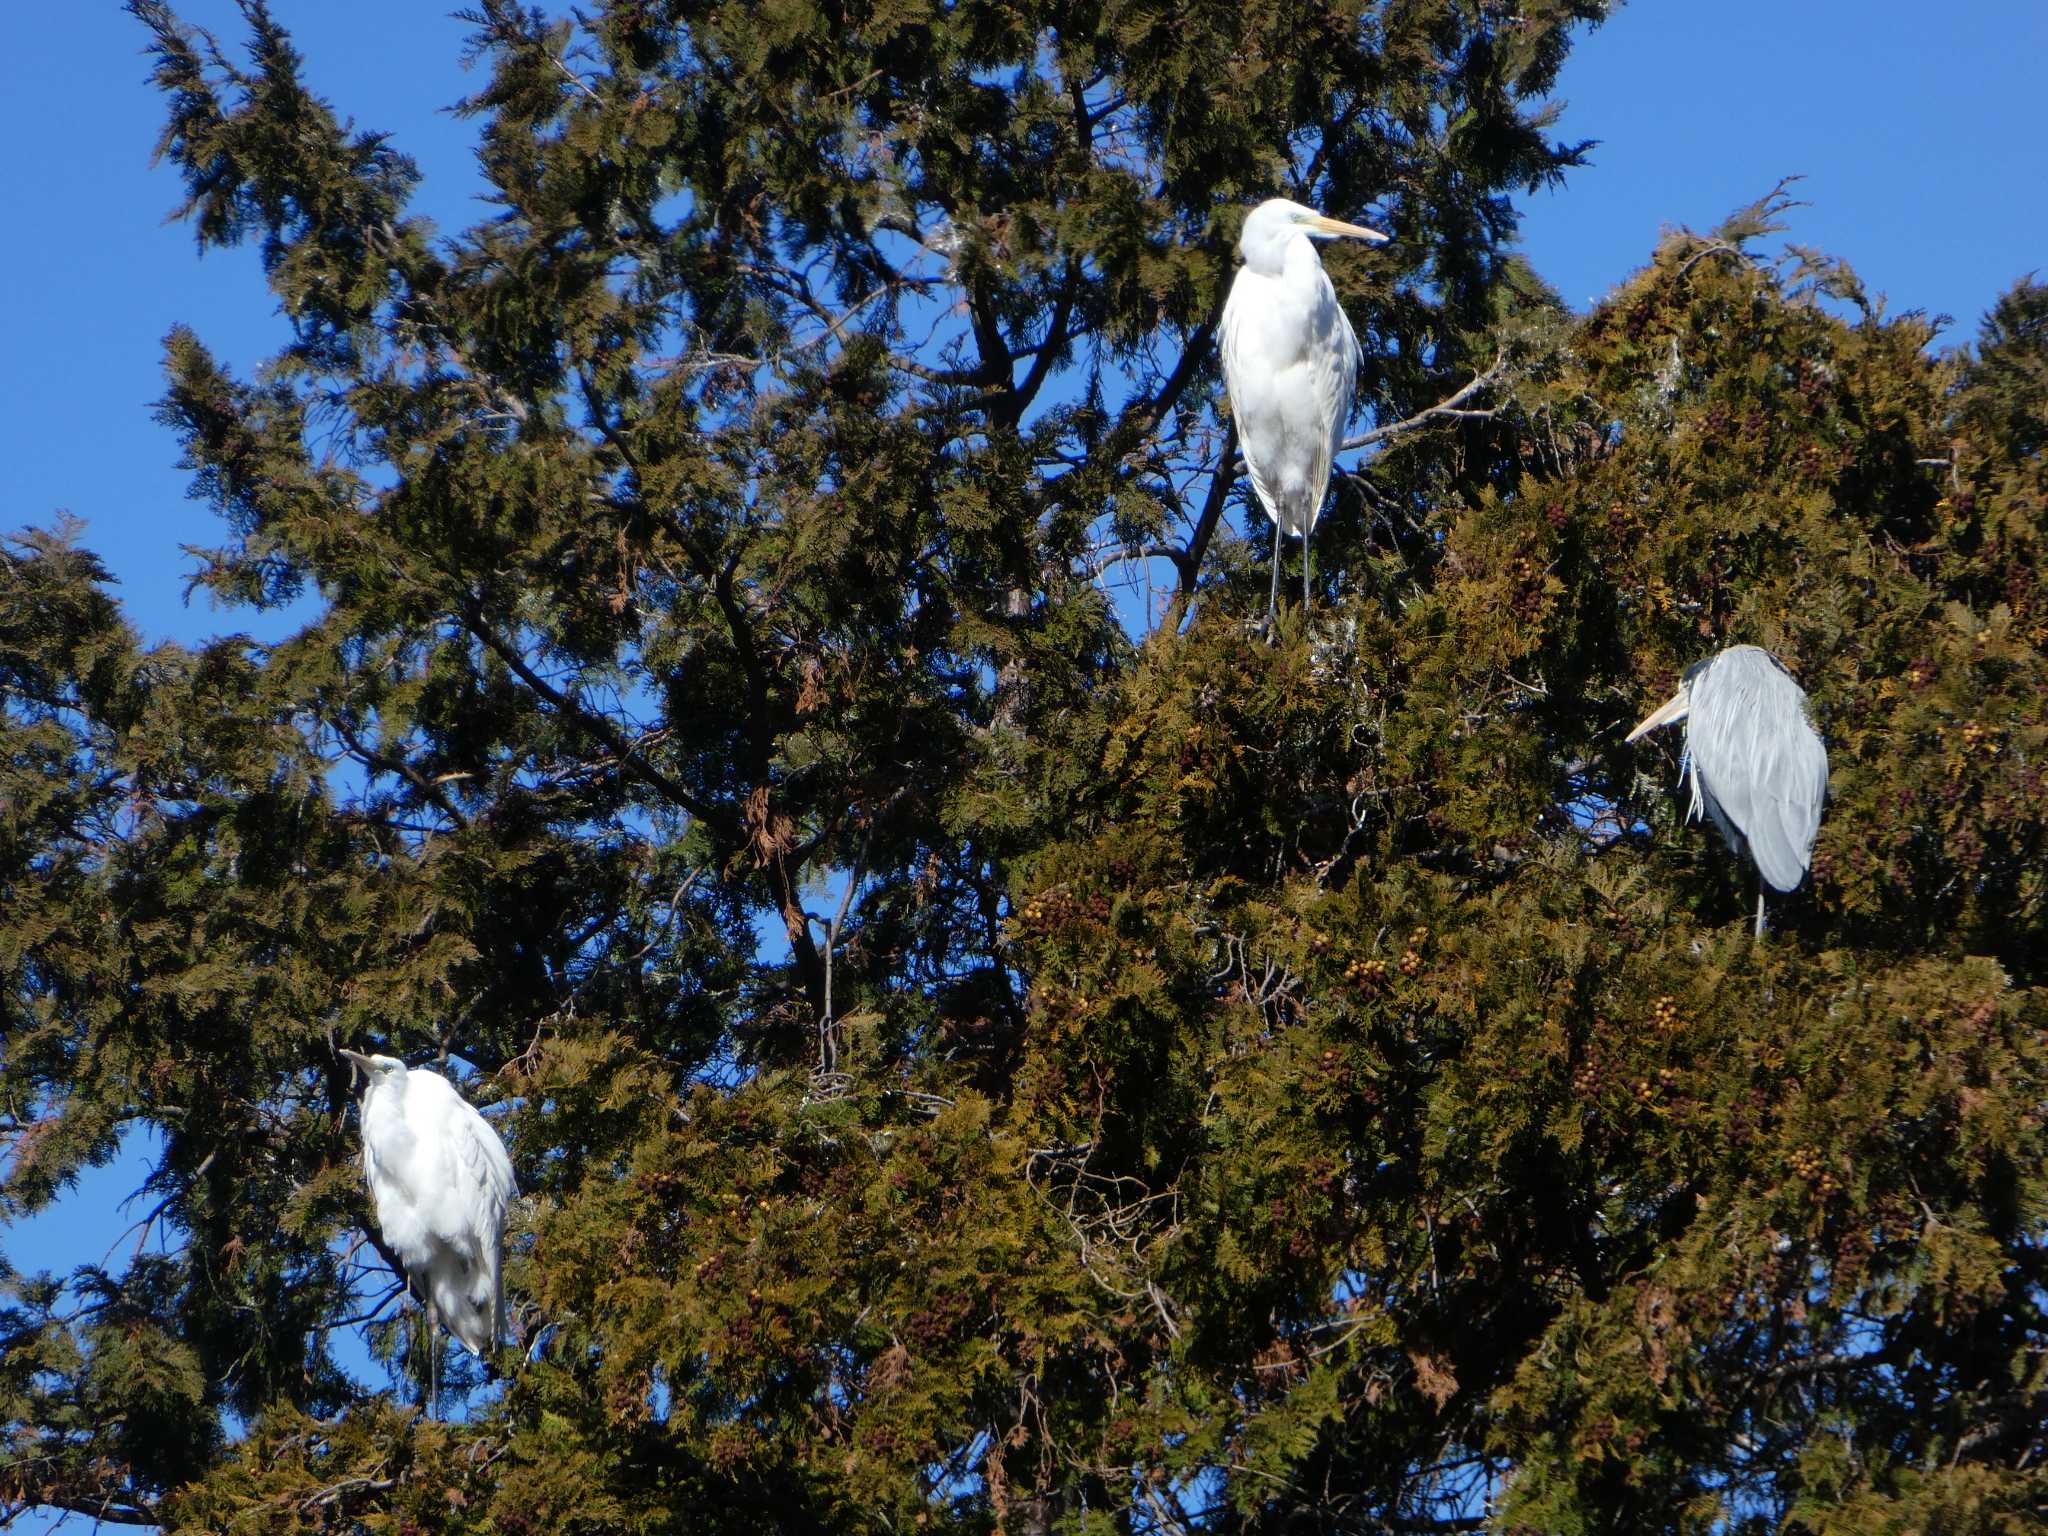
left=1754, top=885, right=1767, bottom=939
left=423, top=1298, right=438, bottom=1420
left=1267, top=518, right=1282, bottom=628
left=1303, top=526, right=1312, bottom=615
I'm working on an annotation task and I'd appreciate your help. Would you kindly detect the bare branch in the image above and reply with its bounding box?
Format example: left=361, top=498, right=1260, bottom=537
left=1335, top=351, right=1511, bottom=455
left=300, top=1474, right=400, bottom=1512
left=1677, top=241, right=1745, bottom=278
left=1170, top=421, right=1240, bottom=614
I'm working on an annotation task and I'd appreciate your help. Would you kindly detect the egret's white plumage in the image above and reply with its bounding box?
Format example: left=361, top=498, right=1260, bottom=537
left=1626, top=644, right=1829, bottom=933
left=339, top=1049, right=515, bottom=1359
left=1220, top=198, right=1386, bottom=621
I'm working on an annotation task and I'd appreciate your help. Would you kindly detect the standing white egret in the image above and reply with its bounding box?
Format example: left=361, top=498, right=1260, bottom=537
left=338, top=1048, right=516, bottom=1407
left=1221, top=198, right=1388, bottom=626
left=1625, top=644, right=1829, bottom=936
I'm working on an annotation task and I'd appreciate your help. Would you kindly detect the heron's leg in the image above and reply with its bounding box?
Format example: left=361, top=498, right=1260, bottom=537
left=1303, top=525, right=1312, bottom=615
left=1754, top=885, right=1767, bottom=939
left=1267, top=518, right=1282, bottom=629
left=426, top=1297, right=440, bottom=1421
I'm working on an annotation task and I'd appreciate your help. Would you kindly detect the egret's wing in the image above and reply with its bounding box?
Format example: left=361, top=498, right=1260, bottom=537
left=415, top=1085, right=515, bottom=1354
left=1282, top=262, right=1358, bottom=538
left=446, top=1098, right=517, bottom=1242
left=1688, top=648, right=1828, bottom=891
left=1319, top=271, right=1361, bottom=472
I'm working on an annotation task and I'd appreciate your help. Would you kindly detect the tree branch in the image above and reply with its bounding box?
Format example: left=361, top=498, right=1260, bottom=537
left=1170, top=421, right=1239, bottom=614
left=457, top=601, right=729, bottom=832
left=330, top=715, right=469, bottom=830
left=1112, top=317, right=1220, bottom=452
left=3, top=1490, right=159, bottom=1528
left=1006, top=258, right=1081, bottom=424
left=1335, top=351, right=1510, bottom=455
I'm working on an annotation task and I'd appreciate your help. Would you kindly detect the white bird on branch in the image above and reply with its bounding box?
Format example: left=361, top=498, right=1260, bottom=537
left=1220, top=197, right=1388, bottom=627
left=338, top=1048, right=516, bottom=1409
left=1625, top=644, right=1829, bottom=936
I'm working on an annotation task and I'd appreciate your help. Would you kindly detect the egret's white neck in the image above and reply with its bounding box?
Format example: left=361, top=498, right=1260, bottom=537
left=1241, top=227, right=1310, bottom=279
left=365, top=1073, right=409, bottom=1115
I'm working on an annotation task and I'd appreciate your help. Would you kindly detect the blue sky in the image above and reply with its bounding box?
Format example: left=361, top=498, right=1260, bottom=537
left=3, top=2, right=2043, bottom=1527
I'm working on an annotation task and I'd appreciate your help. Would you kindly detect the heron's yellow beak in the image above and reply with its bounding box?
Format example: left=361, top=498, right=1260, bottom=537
left=1625, top=691, right=1690, bottom=744
left=337, top=1047, right=373, bottom=1087
left=1308, top=213, right=1389, bottom=244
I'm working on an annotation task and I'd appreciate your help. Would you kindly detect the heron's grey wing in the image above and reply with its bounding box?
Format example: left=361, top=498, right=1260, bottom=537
left=1689, top=649, right=1827, bottom=891
left=1754, top=692, right=1829, bottom=890
left=1220, top=273, right=1284, bottom=525
left=1686, top=756, right=1745, bottom=862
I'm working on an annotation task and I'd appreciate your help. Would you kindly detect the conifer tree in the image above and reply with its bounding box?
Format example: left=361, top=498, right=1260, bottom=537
left=5, top=4, right=2046, bottom=1533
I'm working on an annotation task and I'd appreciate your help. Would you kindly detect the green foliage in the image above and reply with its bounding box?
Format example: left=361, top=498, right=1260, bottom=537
left=6, top=3, right=2047, bottom=1533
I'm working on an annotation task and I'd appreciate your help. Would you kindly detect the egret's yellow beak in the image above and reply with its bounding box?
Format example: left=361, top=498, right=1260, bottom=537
left=1307, top=213, right=1389, bottom=244
left=336, top=1047, right=373, bottom=1087
left=1625, top=690, right=1691, bottom=744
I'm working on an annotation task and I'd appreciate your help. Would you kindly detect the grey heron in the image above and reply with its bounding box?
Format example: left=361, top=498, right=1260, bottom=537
left=339, top=1048, right=516, bottom=1410
left=1625, top=644, right=1829, bottom=936
left=1220, top=198, right=1387, bottom=627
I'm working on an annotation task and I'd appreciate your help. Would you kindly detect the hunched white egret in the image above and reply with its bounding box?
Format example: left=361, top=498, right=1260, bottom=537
left=1625, top=644, right=1829, bottom=936
left=338, top=1048, right=516, bottom=1404
left=1221, top=198, right=1388, bottom=626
